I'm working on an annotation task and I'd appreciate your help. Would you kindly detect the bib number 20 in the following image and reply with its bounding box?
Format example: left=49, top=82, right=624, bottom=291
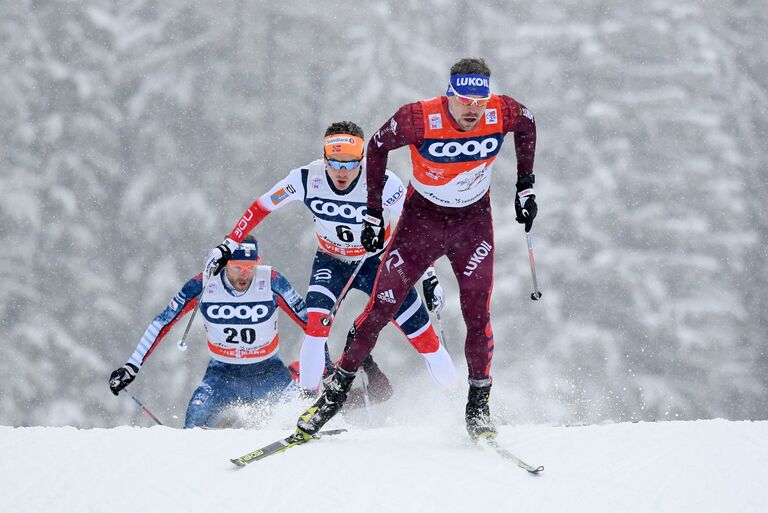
left=224, top=327, right=257, bottom=344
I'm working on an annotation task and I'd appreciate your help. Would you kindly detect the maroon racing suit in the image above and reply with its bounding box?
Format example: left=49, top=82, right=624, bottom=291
left=338, top=95, right=536, bottom=380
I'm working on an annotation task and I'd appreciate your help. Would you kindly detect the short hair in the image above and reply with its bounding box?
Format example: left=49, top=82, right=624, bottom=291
left=450, top=57, right=491, bottom=77
left=324, top=121, right=364, bottom=139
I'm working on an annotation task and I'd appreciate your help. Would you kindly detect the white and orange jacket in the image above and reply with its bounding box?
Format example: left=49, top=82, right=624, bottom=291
left=226, top=160, right=406, bottom=263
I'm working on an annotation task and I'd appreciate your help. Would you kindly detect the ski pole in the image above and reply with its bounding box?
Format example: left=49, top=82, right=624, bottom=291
left=177, top=272, right=210, bottom=351
left=358, top=368, right=372, bottom=409
left=435, top=311, right=449, bottom=351
left=526, top=232, right=542, bottom=301
left=122, top=391, right=164, bottom=425
left=321, top=255, right=368, bottom=327
left=356, top=367, right=375, bottom=424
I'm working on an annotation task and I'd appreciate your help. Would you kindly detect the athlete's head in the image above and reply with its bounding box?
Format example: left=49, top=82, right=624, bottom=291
left=447, top=57, right=492, bottom=131
left=323, top=121, right=364, bottom=191
left=225, top=235, right=260, bottom=292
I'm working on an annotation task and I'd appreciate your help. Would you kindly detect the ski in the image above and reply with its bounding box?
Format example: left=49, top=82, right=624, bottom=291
left=230, top=428, right=347, bottom=467
left=480, top=437, right=544, bottom=474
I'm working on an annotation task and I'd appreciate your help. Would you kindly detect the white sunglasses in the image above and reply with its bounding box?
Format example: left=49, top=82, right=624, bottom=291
left=448, top=84, right=491, bottom=107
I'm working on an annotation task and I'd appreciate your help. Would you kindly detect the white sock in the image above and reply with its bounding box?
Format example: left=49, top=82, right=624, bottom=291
left=422, top=344, right=458, bottom=387
left=299, top=335, right=328, bottom=390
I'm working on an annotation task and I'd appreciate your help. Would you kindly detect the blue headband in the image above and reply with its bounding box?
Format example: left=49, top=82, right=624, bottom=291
left=446, top=74, right=490, bottom=97
left=231, top=241, right=259, bottom=261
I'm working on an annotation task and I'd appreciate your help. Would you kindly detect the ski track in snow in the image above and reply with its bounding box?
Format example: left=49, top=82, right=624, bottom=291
left=1, top=419, right=766, bottom=513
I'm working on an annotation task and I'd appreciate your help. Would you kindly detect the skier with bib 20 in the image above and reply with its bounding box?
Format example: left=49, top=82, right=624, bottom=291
left=109, top=237, right=309, bottom=428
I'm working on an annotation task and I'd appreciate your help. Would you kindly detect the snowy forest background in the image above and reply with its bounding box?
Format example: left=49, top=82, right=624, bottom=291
left=1, top=0, right=766, bottom=427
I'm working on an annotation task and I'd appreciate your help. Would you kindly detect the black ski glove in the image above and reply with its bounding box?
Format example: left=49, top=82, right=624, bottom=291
left=360, top=208, right=385, bottom=253
left=421, top=269, right=445, bottom=313
left=205, top=237, right=238, bottom=277
left=109, top=363, right=139, bottom=396
left=514, top=174, right=537, bottom=233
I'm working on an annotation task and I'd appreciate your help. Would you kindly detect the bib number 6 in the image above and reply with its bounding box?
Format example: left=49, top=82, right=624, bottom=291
left=336, top=225, right=354, bottom=243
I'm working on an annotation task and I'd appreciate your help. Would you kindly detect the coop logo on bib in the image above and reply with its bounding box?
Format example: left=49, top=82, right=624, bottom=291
left=422, top=134, right=503, bottom=163
left=308, top=198, right=367, bottom=223
left=203, top=302, right=276, bottom=324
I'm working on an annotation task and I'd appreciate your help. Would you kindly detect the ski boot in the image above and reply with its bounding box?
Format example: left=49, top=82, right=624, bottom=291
left=296, top=366, right=356, bottom=436
left=466, top=378, right=497, bottom=440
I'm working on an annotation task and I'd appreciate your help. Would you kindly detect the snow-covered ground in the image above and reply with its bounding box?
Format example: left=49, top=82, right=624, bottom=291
left=1, top=414, right=765, bottom=513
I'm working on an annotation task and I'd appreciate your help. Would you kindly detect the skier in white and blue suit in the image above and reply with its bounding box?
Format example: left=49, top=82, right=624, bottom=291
left=109, top=237, right=317, bottom=428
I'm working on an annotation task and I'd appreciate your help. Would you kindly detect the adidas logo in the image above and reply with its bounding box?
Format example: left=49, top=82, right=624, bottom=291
left=377, top=289, right=396, bottom=304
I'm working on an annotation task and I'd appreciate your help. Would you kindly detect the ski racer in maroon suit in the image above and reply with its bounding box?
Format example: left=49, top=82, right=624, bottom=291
left=294, top=57, right=538, bottom=441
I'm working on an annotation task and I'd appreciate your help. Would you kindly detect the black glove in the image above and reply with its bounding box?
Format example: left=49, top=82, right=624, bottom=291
left=205, top=238, right=237, bottom=277
left=421, top=271, right=445, bottom=313
left=109, top=363, right=139, bottom=396
left=515, top=192, right=537, bottom=232
left=515, top=175, right=537, bottom=233
left=360, top=208, right=385, bottom=253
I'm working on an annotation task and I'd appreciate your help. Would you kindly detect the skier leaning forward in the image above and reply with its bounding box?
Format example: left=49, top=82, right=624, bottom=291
left=292, top=57, right=539, bottom=440
left=109, top=238, right=312, bottom=428
left=204, top=121, right=457, bottom=395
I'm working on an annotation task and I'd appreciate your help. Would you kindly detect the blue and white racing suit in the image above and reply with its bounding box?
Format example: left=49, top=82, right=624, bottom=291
left=126, top=266, right=308, bottom=428
left=227, top=159, right=457, bottom=390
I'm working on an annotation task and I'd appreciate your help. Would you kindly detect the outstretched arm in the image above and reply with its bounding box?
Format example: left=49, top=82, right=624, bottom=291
left=207, top=169, right=307, bottom=278
left=111, top=274, right=204, bottom=396
left=127, top=274, right=204, bottom=368
left=227, top=168, right=306, bottom=243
